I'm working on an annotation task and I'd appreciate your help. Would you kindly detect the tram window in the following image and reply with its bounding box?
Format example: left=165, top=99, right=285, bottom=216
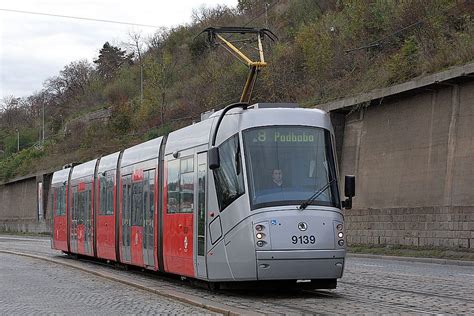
left=243, top=126, right=339, bottom=209
left=106, top=174, right=114, bottom=215
left=132, top=181, right=144, bottom=226
left=167, top=157, right=194, bottom=213
left=147, top=170, right=155, bottom=224
left=180, top=172, right=194, bottom=213
left=167, top=159, right=180, bottom=213
left=53, top=188, right=59, bottom=216
left=55, top=187, right=66, bottom=216
left=60, top=186, right=66, bottom=216
left=197, top=155, right=206, bottom=256
left=99, top=176, right=107, bottom=215
left=72, top=188, right=77, bottom=222
left=213, top=134, right=245, bottom=212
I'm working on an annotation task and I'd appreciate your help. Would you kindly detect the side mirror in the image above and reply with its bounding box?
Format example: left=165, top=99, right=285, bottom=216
left=342, top=175, right=355, bottom=210
left=209, top=147, right=220, bottom=170
left=344, top=175, right=355, bottom=198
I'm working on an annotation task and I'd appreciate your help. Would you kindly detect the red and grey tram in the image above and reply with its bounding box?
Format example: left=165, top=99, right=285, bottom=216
left=50, top=103, right=355, bottom=289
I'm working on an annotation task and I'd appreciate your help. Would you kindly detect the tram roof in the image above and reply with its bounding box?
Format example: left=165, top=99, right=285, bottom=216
left=51, top=167, right=71, bottom=185
left=121, top=137, right=163, bottom=167
left=71, top=159, right=98, bottom=180
left=98, top=151, right=120, bottom=174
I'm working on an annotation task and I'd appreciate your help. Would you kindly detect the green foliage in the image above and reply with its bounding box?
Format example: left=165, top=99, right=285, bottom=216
left=0, top=146, right=45, bottom=182
left=2, top=128, right=38, bottom=156
left=387, top=36, right=419, bottom=83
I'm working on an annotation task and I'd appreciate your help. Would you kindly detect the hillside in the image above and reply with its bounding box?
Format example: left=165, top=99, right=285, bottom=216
left=0, top=0, right=473, bottom=181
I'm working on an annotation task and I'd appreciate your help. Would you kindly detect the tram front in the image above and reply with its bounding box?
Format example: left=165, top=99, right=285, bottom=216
left=243, top=123, right=352, bottom=287
left=207, top=104, right=355, bottom=288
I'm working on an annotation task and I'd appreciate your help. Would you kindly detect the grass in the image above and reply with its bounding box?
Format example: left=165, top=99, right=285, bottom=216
left=348, top=244, right=474, bottom=261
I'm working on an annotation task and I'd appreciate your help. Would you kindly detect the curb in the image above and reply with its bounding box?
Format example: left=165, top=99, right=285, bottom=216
left=0, top=250, right=260, bottom=316
left=347, top=253, right=474, bottom=267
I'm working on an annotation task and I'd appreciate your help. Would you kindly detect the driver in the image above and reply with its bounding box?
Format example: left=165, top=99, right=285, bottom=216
left=272, top=169, right=283, bottom=187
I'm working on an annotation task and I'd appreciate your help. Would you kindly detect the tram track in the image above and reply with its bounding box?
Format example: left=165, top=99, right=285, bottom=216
left=2, top=237, right=473, bottom=315
left=339, top=279, right=473, bottom=303
left=309, top=289, right=438, bottom=315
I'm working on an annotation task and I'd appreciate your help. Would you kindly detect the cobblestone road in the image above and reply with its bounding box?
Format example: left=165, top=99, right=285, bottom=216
left=0, top=251, right=215, bottom=315
left=1, top=235, right=473, bottom=315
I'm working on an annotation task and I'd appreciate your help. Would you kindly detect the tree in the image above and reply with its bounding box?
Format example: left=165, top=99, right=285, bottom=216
left=94, top=42, right=133, bottom=80
left=126, top=32, right=145, bottom=104
left=144, top=44, right=177, bottom=125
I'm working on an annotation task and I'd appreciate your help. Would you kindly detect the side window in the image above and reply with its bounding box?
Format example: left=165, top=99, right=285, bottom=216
left=214, top=134, right=245, bottom=211
left=99, top=176, right=107, bottom=215
left=61, top=186, right=66, bottom=216
left=197, top=153, right=207, bottom=256
left=149, top=170, right=155, bottom=219
left=180, top=157, right=194, bottom=213
left=143, top=170, right=155, bottom=226
left=72, top=187, right=77, bottom=222
left=55, top=187, right=67, bottom=216
left=167, top=160, right=180, bottom=213
left=100, top=173, right=115, bottom=215
left=167, top=157, right=194, bottom=213
left=54, top=188, right=59, bottom=216
left=132, top=181, right=144, bottom=226
left=106, top=174, right=114, bottom=215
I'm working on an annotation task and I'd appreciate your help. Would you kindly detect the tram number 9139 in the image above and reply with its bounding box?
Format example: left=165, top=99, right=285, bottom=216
left=291, top=235, right=316, bottom=244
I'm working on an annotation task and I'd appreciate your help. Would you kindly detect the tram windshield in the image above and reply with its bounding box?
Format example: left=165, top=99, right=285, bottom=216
left=243, top=126, right=339, bottom=209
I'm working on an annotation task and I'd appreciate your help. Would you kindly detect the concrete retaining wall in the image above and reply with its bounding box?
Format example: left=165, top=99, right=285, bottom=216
left=0, top=174, right=51, bottom=234
left=338, top=79, right=474, bottom=248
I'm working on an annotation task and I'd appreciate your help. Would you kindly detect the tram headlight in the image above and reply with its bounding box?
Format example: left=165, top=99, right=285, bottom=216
left=338, top=232, right=344, bottom=238
left=256, top=240, right=266, bottom=247
left=255, top=224, right=264, bottom=231
left=256, top=232, right=265, bottom=239
left=336, top=224, right=343, bottom=231
left=338, top=240, right=345, bottom=246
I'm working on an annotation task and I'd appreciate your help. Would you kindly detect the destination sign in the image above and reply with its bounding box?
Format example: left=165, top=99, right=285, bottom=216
left=253, top=130, right=316, bottom=143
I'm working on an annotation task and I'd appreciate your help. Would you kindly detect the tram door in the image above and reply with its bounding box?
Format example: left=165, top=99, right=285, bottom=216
left=163, top=155, right=195, bottom=277
left=121, top=175, right=132, bottom=263
left=143, top=170, right=155, bottom=267
left=74, top=182, right=92, bottom=255
left=83, top=183, right=93, bottom=256
left=70, top=186, right=78, bottom=253
left=52, top=186, right=68, bottom=251
left=130, top=171, right=144, bottom=267
left=195, top=152, right=207, bottom=278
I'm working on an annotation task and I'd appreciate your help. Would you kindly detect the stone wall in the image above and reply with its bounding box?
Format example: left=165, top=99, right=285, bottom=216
left=339, top=81, right=474, bottom=248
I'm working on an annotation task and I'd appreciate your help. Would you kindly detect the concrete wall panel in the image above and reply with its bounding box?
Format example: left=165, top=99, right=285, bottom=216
left=340, top=81, right=474, bottom=248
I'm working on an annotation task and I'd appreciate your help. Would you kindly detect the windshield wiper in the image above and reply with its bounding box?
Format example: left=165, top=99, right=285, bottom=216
left=299, top=178, right=336, bottom=210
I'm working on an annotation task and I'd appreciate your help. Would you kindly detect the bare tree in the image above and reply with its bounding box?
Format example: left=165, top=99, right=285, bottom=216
left=126, top=31, right=145, bottom=104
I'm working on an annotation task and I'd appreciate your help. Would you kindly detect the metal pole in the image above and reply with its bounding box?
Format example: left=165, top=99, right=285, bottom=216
left=265, top=2, right=269, bottom=29
left=140, top=65, right=143, bottom=104
left=16, top=129, right=19, bottom=152
left=42, top=102, right=45, bottom=144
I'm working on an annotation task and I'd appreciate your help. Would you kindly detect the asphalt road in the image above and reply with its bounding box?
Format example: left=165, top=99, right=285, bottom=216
left=0, top=235, right=473, bottom=315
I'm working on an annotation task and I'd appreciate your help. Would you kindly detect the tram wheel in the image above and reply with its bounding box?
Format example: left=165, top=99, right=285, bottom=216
left=208, top=282, right=220, bottom=292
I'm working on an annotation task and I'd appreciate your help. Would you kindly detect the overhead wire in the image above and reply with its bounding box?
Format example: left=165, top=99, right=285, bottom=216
left=0, top=8, right=160, bottom=28
left=2, top=2, right=280, bottom=149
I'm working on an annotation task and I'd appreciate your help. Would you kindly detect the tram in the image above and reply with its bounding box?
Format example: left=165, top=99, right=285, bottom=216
left=50, top=102, right=355, bottom=289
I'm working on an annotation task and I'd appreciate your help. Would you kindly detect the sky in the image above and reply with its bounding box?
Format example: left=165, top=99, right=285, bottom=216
left=0, top=0, right=238, bottom=100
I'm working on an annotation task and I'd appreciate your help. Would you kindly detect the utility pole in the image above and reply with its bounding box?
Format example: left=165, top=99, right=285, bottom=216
left=140, top=64, right=143, bottom=104
left=42, top=102, right=45, bottom=144
left=265, top=2, right=270, bottom=29
left=16, top=128, right=19, bottom=152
